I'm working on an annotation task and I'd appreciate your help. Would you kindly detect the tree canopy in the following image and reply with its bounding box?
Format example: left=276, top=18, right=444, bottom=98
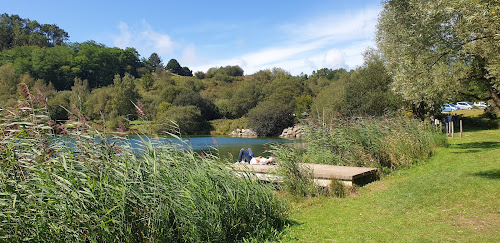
left=0, top=13, right=69, bottom=51
left=377, top=0, right=500, bottom=115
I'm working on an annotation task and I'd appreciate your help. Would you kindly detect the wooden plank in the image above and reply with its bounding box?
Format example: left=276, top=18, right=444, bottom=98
left=232, top=163, right=377, bottom=183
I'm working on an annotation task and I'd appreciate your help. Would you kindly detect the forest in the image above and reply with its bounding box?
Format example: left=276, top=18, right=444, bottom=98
left=0, top=8, right=498, bottom=136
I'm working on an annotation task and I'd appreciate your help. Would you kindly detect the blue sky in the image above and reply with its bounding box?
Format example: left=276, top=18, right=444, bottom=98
left=4, top=0, right=381, bottom=75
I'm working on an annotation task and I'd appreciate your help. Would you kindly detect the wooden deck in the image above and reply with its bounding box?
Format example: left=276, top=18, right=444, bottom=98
left=233, top=163, right=377, bottom=186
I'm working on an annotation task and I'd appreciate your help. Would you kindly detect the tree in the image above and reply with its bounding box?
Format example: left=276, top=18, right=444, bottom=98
left=343, top=50, right=402, bottom=116
left=111, top=74, right=140, bottom=119
left=165, top=59, right=183, bottom=75
left=0, top=14, right=69, bottom=51
left=194, top=71, right=205, bottom=79
left=248, top=100, right=295, bottom=137
left=172, top=90, right=220, bottom=120
left=182, top=66, right=193, bottom=77
left=146, top=52, right=163, bottom=72
left=154, top=105, right=209, bottom=135
left=377, top=0, right=500, bottom=114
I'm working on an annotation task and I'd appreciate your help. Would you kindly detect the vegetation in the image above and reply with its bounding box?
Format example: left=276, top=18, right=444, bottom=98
left=282, top=129, right=500, bottom=242
left=377, top=0, right=500, bottom=116
left=0, top=14, right=68, bottom=51
left=266, top=117, right=447, bottom=197
left=0, top=89, right=288, bottom=242
left=301, top=117, right=447, bottom=174
left=1, top=4, right=500, bottom=241
left=0, top=12, right=410, bottom=136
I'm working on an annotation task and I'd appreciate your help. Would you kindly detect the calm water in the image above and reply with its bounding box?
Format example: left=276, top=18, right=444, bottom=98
left=126, top=135, right=298, bottom=160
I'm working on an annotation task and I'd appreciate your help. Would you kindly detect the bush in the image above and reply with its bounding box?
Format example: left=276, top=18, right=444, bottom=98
left=209, top=117, right=249, bottom=135
left=0, top=94, right=289, bottom=242
left=248, top=100, right=295, bottom=137
left=154, top=105, right=211, bottom=135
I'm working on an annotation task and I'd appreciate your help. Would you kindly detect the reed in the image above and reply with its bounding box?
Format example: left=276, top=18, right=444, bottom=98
left=0, top=89, right=288, bottom=242
left=301, top=117, right=447, bottom=173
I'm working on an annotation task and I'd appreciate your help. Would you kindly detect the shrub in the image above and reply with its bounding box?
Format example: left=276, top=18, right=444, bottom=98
left=209, top=117, right=249, bottom=135
left=248, top=100, right=295, bottom=137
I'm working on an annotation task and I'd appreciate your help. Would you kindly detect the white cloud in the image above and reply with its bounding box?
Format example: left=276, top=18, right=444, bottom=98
left=190, top=6, right=380, bottom=75
left=111, top=6, right=380, bottom=75
left=323, top=49, right=346, bottom=69
left=180, top=44, right=207, bottom=66
left=113, top=21, right=175, bottom=59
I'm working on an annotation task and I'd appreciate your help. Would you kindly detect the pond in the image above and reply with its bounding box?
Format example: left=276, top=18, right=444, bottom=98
left=126, top=135, right=300, bottom=161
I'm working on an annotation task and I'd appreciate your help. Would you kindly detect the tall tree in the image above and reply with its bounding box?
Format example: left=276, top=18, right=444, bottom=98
left=165, top=59, right=183, bottom=75
left=377, top=0, right=500, bottom=113
left=146, top=52, right=163, bottom=72
left=111, top=73, right=140, bottom=119
left=0, top=13, right=69, bottom=51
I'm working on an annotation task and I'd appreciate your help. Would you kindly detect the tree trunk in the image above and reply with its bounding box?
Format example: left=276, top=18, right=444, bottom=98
left=490, top=86, right=500, bottom=108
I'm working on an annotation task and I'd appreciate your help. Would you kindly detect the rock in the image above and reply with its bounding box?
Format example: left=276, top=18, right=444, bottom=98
left=229, top=128, right=257, bottom=137
left=279, top=125, right=304, bottom=139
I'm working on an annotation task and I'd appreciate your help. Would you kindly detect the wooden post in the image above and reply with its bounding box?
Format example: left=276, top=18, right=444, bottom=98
left=451, top=121, right=454, bottom=138
left=446, top=123, right=449, bottom=136
left=460, top=120, right=463, bottom=138
left=440, top=122, right=442, bottom=133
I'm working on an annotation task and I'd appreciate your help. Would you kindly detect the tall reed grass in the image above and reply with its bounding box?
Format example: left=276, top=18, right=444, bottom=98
left=302, top=117, right=447, bottom=173
left=268, top=117, right=446, bottom=197
left=0, top=86, right=288, bottom=242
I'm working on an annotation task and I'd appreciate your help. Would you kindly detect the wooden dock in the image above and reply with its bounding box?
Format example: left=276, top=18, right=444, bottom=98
left=233, top=163, right=377, bottom=187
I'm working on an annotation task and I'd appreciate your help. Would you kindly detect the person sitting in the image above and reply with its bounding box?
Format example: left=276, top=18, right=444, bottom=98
left=237, top=148, right=275, bottom=165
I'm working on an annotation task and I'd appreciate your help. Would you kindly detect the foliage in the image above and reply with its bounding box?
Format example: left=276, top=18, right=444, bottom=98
left=0, top=63, right=18, bottom=106
left=0, top=13, right=69, bottom=51
left=194, top=71, right=205, bottom=79
left=300, top=117, right=447, bottom=174
left=144, top=52, right=163, bottom=72
left=154, top=105, right=210, bottom=135
left=111, top=73, right=140, bottom=119
left=0, top=92, right=289, bottom=242
left=270, top=144, right=318, bottom=198
left=218, top=81, right=262, bottom=119
left=377, top=0, right=500, bottom=113
left=48, top=90, right=71, bottom=120
left=342, top=50, right=402, bottom=116
left=206, top=65, right=244, bottom=78
left=310, top=51, right=402, bottom=118
left=308, top=68, right=348, bottom=95
left=172, top=90, right=220, bottom=120
left=248, top=100, right=295, bottom=137
left=284, top=129, right=500, bottom=242
left=209, top=117, right=249, bottom=135
left=165, top=59, right=192, bottom=76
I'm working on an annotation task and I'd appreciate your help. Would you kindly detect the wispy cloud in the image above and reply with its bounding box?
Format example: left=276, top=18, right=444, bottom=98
left=111, top=6, right=380, bottom=75
left=190, top=6, right=380, bottom=74
left=113, top=21, right=175, bottom=59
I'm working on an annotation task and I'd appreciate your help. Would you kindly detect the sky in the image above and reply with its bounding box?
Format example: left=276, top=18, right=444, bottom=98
left=3, top=0, right=381, bottom=75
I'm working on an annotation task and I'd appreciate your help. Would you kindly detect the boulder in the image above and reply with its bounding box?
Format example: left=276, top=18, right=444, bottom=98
left=279, top=125, right=303, bottom=139
left=229, top=128, right=257, bottom=137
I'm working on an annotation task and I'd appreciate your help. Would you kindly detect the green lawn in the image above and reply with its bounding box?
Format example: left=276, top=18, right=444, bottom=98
left=282, top=129, right=500, bottom=242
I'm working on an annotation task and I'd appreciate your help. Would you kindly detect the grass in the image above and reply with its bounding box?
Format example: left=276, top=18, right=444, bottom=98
left=0, top=92, right=289, bottom=242
left=281, top=129, right=500, bottom=242
left=301, top=117, right=447, bottom=174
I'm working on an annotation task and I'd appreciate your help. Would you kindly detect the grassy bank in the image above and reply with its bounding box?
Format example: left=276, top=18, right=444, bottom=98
left=282, top=129, right=500, bottom=242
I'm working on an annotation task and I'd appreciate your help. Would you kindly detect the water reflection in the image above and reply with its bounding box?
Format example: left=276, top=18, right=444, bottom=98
left=126, top=135, right=301, bottom=160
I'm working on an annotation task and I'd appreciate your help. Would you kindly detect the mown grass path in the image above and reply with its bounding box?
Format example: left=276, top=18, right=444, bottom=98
left=283, top=129, right=500, bottom=242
